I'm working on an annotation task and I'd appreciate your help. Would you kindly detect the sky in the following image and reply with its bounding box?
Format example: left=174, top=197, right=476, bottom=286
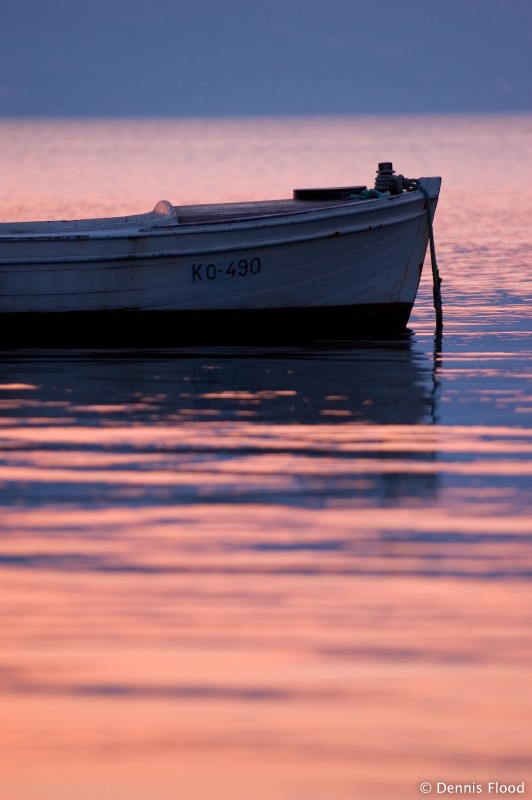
left=1, top=0, right=531, bottom=117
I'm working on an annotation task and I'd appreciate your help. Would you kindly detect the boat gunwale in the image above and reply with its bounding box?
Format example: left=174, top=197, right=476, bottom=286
left=0, top=207, right=428, bottom=267
left=0, top=186, right=437, bottom=243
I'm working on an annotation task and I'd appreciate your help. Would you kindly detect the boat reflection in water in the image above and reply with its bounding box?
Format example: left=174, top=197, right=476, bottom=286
left=0, top=334, right=440, bottom=516
left=5, top=335, right=437, bottom=426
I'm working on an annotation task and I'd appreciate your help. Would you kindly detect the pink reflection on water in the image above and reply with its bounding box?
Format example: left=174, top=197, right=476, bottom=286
left=1, top=568, right=531, bottom=800
left=1, top=115, right=531, bottom=799
left=1, top=114, right=531, bottom=221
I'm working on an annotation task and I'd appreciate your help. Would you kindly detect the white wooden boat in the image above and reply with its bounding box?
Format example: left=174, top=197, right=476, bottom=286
left=0, top=163, right=441, bottom=346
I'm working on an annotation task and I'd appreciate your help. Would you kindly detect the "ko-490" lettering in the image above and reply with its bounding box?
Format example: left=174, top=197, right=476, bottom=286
left=192, top=257, right=261, bottom=283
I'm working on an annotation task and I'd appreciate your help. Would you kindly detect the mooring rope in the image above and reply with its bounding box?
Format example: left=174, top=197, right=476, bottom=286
left=418, top=183, right=443, bottom=331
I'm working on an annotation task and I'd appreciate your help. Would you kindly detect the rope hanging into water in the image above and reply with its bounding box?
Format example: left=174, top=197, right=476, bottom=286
left=375, top=163, right=443, bottom=331
left=418, top=183, right=443, bottom=331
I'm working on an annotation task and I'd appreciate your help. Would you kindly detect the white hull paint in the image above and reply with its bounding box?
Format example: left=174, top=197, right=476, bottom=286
left=0, top=176, right=441, bottom=343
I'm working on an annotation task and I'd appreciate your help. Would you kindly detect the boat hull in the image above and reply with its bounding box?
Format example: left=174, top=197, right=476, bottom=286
left=0, top=178, right=441, bottom=345
left=0, top=303, right=414, bottom=347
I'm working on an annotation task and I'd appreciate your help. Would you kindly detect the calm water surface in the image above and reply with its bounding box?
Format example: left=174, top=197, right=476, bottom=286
left=0, top=116, right=531, bottom=800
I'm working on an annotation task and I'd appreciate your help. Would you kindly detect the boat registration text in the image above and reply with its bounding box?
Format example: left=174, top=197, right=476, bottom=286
left=192, top=257, right=262, bottom=283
